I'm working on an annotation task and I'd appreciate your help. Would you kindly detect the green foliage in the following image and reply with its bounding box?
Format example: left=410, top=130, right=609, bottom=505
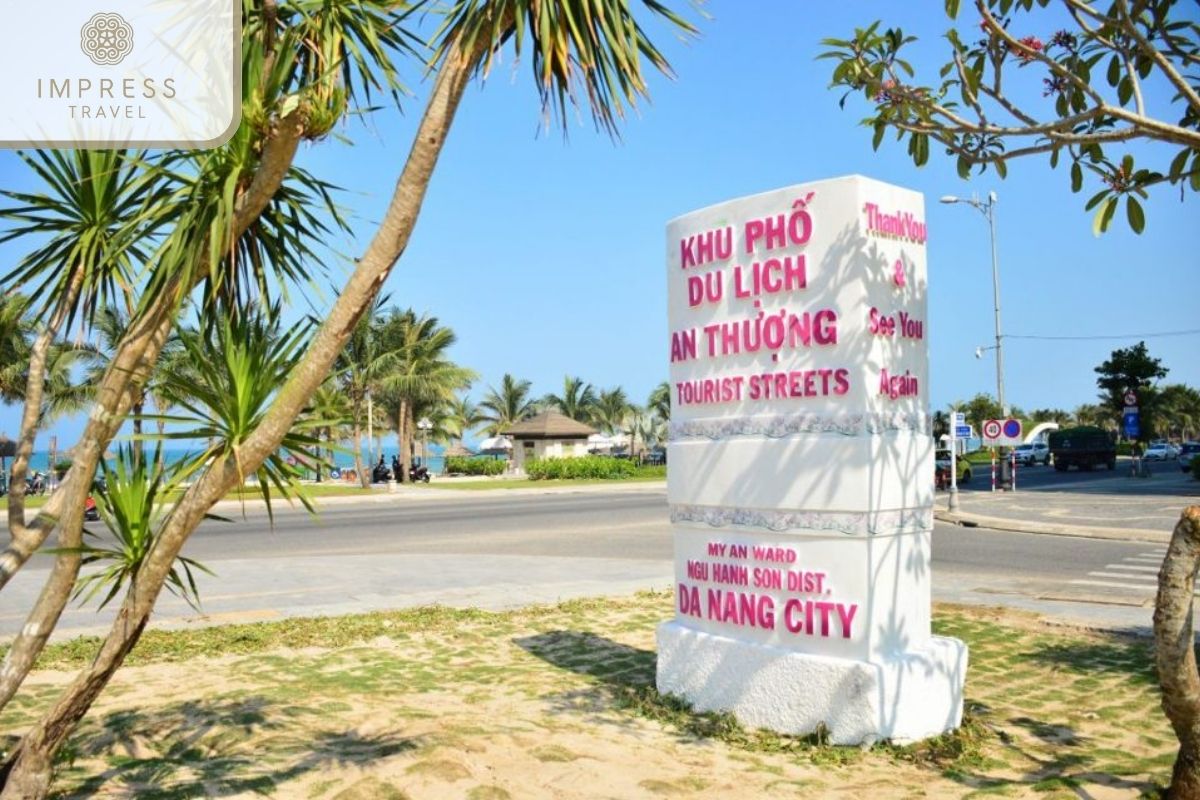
left=432, top=0, right=700, bottom=135
left=57, top=444, right=215, bottom=610
left=480, top=374, right=536, bottom=436
left=152, top=307, right=323, bottom=520
left=634, top=464, right=666, bottom=479
left=956, top=393, right=1003, bottom=430
left=545, top=375, right=599, bottom=424
left=820, top=0, right=1200, bottom=234
left=1095, top=341, right=1169, bottom=440
left=647, top=381, right=671, bottom=422
left=445, top=456, right=506, bottom=476
left=526, top=455, right=637, bottom=480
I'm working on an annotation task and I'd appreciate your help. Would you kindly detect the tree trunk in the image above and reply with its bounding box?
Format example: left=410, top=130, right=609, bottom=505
left=2, top=268, right=84, bottom=582
left=0, top=33, right=479, bottom=796
left=0, top=109, right=306, bottom=727
left=131, top=400, right=144, bottom=469
left=1154, top=506, right=1200, bottom=800
left=401, top=404, right=414, bottom=483
left=156, top=415, right=167, bottom=473
left=0, top=110, right=304, bottom=594
left=353, top=419, right=369, bottom=488
left=395, top=401, right=407, bottom=482
left=0, top=304, right=172, bottom=716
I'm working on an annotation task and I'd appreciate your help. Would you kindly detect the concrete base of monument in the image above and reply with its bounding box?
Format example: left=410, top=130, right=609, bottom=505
left=655, top=621, right=968, bottom=745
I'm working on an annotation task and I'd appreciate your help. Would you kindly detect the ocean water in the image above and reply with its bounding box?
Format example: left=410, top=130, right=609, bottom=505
left=6, top=447, right=446, bottom=478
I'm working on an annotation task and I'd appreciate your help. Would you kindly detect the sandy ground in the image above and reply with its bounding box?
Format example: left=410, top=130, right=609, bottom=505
left=0, top=595, right=1173, bottom=799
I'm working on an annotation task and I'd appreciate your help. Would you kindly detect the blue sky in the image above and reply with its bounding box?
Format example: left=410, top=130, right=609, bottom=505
left=2, top=1, right=1198, bottom=447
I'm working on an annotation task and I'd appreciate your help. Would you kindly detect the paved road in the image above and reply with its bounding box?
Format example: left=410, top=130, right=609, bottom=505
left=0, top=488, right=1182, bottom=641
left=943, top=457, right=1197, bottom=535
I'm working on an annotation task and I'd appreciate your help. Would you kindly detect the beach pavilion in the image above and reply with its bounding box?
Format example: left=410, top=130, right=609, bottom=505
left=500, top=410, right=598, bottom=473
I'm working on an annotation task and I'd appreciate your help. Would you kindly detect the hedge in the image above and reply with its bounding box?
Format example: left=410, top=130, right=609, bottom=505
left=526, top=456, right=637, bottom=480
left=444, top=456, right=506, bottom=476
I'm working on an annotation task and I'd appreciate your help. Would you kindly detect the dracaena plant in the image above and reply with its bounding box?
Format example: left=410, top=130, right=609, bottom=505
left=63, top=444, right=217, bottom=611
left=153, top=305, right=327, bottom=520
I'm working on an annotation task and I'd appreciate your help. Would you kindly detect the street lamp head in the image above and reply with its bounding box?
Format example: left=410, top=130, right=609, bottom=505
left=987, top=190, right=997, bottom=203
left=939, top=195, right=960, bottom=204
left=975, top=346, right=985, bottom=359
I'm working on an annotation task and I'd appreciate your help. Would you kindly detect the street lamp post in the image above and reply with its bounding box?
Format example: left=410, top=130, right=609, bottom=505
left=941, top=191, right=1007, bottom=415
left=417, top=417, right=433, bottom=469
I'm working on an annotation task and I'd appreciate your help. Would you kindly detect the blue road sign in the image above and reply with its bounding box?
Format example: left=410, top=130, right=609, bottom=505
left=1002, top=418, right=1022, bottom=439
left=1123, top=410, right=1140, bottom=438
left=955, top=425, right=971, bottom=437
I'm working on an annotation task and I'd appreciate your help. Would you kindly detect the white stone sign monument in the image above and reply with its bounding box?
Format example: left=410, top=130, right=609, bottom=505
left=657, top=175, right=967, bottom=744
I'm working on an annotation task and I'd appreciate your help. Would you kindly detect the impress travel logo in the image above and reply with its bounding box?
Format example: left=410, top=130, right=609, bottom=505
left=2, top=1, right=240, bottom=148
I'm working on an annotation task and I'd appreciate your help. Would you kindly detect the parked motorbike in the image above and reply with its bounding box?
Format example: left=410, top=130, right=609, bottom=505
left=26, top=471, right=46, bottom=496
left=409, top=463, right=430, bottom=483
left=371, top=463, right=392, bottom=483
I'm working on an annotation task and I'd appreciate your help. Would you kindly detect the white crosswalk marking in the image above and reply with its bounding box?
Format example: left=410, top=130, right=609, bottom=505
left=1066, top=549, right=1192, bottom=596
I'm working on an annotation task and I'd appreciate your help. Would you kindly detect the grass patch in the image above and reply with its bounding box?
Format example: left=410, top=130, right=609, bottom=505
left=0, top=482, right=380, bottom=512
left=428, top=474, right=666, bottom=491
left=3, top=593, right=1175, bottom=799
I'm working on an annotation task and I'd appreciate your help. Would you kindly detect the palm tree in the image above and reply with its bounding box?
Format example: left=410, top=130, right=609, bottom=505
left=648, top=381, right=671, bottom=423
left=546, top=375, right=598, bottom=424
left=334, top=295, right=399, bottom=487
left=1159, top=385, right=1200, bottom=441
left=1073, top=403, right=1115, bottom=430
left=445, top=394, right=486, bottom=446
left=0, top=296, right=90, bottom=423
left=375, top=309, right=476, bottom=481
left=479, top=374, right=535, bottom=435
left=594, top=387, right=631, bottom=435
left=302, top=381, right=354, bottom=482
left=0, top=294, right=31, bottom=403
left=80, top=305, right=190, bottom=467
left=0, top=1, right=698, bottom=789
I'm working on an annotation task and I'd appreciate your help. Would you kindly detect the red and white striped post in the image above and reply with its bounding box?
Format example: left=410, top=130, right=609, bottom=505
left=1010, top=450, right=1017, bottom=491
left=990, top=450, right=997, bottom=492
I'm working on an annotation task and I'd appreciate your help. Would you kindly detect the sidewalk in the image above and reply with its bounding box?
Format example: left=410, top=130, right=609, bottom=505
left=207, top=478, right=668, bottom=513
left=935, top=469, right=1198, bottom=543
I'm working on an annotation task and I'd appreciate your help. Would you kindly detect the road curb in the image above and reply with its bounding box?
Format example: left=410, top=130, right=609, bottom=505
left=934, top=509, right=1169, bottom=544
left=207, top=480, right=669, bottom=513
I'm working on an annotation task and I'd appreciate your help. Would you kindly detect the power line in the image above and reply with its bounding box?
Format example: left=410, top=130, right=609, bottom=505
left=1005, top=328, right=1200, bottom=342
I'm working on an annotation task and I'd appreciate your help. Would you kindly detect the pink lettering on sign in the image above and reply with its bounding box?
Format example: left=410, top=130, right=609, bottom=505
left=675, top=376, right=745, bottom=406
left=733, top=256, right=807, bottom=300
left=862, top=202, right=927, bottom=244
left=670, top=329, right=697, bottom=363
left=706, top=589, right=776, bottom=630
left=744, top=197, right=815, bottom=253
left=782, top=599, right=859, bottom=639
left=687, top=271, right=724, bottom=307
left=879, top=368, right=919, bottom=400
left=680, top=226, right=733, bottom=269
left=868, top=309, right=924, bottom=340
left=701, top=309, right=838, bottom=358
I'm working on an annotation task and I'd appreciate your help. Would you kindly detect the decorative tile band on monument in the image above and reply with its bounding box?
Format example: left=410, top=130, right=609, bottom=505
left=656, top=175, right=967, bottom=745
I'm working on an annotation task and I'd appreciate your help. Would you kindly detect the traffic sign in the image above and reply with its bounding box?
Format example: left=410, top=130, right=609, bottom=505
left=954, top=425, right=972, bottom=438
left=952, top=412, right=966, bottom=426
left=1124, top=390, right=1138, bottom=406
left=982, top=418, right=1023, bottom=446
left=1123, top=410, right=1140, bottom=438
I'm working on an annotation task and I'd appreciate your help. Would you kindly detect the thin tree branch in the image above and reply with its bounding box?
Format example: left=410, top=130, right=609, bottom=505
left=1113, top=0, right=1200, bottom=114
left=977, top=1, right=1105, bottom=105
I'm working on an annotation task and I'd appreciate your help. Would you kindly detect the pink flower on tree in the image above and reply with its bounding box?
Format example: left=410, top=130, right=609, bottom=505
left=1014, top=36, right=1044, bottom=64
